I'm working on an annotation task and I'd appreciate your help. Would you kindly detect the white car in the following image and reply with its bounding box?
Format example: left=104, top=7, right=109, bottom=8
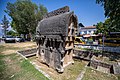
left=15, top=36, right=25, bottom=42
left=5, top=36, right=16, bottom=43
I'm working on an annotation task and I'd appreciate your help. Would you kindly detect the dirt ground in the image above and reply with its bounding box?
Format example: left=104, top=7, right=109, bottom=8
left=2, top=41, right=37, bottom=48
left=0, top=42, right=37, bottom=55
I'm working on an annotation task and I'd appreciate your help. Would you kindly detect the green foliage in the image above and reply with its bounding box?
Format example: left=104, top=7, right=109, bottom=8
left=96, top=0, right=120, bottom=32
left=95, top=18, right=111, bottom=35
left=96, top=22, right=103, bottom=33
left=5, top=0, right=48, bottom=35
left=95, top=22, right=105, bottom=34
left=6, top=30, right=19, bottom=36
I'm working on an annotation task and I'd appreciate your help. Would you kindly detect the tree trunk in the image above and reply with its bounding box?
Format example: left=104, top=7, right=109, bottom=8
left=102, top=34, right=105, bottom=56
left=29, top=32, right=32, bottom=41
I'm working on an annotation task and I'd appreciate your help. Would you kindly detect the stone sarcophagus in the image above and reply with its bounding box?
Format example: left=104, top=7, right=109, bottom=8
left=36, top=6, right=78, bottom=72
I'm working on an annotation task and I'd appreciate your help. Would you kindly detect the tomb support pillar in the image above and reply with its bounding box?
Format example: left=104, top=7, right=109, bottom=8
left=37, top=38, right=40, bottom=58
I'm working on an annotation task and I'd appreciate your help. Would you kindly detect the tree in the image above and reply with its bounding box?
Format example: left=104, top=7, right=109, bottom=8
left=95, top=20, right=110, bottom=55
left=1, top=15, right=9, bottom=37
left=7, top=30, right=19, bottom=36
left=103, top=18, right=111, bottom=32
left=96, top=0, right=120, bottom=32
left=5, top=0, right=47, bottom=39
left=95, top=22, right=104, bottom=34
left=95, top=19, right=110, bottom=35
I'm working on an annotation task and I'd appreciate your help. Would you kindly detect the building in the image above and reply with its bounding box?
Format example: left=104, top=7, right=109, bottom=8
left=77, top=23, right=84, bottom=36
left=79, top=26, right=96, bottom=37
left=35, top=6, right=78, bottom=72
left=80, top=26, right=96, bottom=35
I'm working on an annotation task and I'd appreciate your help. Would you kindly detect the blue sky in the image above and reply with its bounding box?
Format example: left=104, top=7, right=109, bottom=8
left=0, top=0, right=105, bottom=27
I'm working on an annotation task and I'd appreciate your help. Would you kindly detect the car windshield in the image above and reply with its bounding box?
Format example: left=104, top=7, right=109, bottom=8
left=6, top=36, right=14, bottom=38
left=16, top=37, right=21, bottom=38
left=80, top=37, right=85, bottom=41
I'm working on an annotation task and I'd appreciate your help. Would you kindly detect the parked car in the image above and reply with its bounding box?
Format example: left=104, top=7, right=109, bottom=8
left=74, top=37, right=85, bottom=45
left=15, top=36, right=25, bottom=42
left=2, top=36, right=5, bottom=41
left=5, top=36, right=16, bottom=43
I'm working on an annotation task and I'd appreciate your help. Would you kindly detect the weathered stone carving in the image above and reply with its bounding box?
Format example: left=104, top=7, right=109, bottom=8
left=43, top=6, right=69, bottom=19
left=36, top=6, right=78, bottom=72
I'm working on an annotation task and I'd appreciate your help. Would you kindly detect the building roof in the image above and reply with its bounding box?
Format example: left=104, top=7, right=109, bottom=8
left=81, top=26, right=96, bottom=29
left=83, top=34, right=91, bottom=37
left=78, top=23, right=84, bottom=27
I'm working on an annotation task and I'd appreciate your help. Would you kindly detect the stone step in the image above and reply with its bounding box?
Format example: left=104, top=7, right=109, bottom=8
left=17, top=48, right=37, bottom=58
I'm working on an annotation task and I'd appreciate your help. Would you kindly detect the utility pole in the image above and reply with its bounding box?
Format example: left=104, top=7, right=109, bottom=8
left=102, top=34, right=105, bottom=56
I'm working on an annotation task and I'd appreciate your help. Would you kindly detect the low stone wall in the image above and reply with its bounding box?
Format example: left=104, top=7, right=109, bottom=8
left=75, top=45, right=120, bottom=53
left=113, top=63, right=120, bottom=74
left=88, top=60, right=114, bottom=74
left=74, top=49, right=120, bottom=74
left=74, top=50, right=93, bottom=60
left=17, top=48, right=37, bottom=57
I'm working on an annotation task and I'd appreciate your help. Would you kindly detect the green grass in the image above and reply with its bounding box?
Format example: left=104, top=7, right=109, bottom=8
left=0, top=55, right=6, bottom=79
left=117, top=75, right=120, bottom=80
left=20, top=59, right=49, bottom=80
left=82, top=67, right=118, bottom=80
left=0, top=45, right=5, bottom=52
left=62, top=59, right=86, bottom=80
left=0, top=53, right=49, bottom=80
left=40, top=59, right=87, bottom=80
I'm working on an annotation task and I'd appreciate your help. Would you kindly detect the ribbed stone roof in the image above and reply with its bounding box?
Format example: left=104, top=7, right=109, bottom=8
left=36, top=11, right=77, bottom=36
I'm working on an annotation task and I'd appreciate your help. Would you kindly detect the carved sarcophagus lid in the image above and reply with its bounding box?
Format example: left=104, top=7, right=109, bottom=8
left=43, top=6, right=69, bottom=19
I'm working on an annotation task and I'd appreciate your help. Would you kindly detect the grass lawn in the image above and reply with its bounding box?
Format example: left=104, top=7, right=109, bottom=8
left=30, top=58, right=87, bottom=80
left=82, top=67, right=118, bottom=80
left=52, top=59, right=86, bottom=80
left=0, top=42, right=48, bottom=80
left=0, top=42, right=119, bottom=80
left=0, top=53, right=49, bottom=80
